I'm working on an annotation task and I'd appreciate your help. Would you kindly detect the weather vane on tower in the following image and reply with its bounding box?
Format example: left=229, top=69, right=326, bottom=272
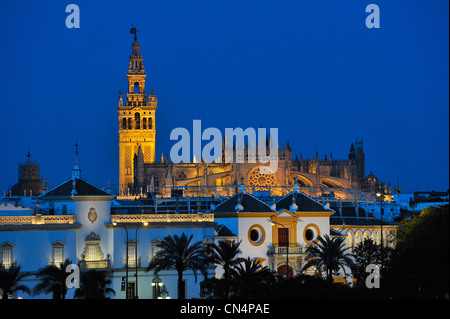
left=130, top=25, right=138, bottom=41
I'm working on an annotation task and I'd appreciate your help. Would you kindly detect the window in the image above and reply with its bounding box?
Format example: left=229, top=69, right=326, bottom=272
left=305, top=229, right=314, bottom=242
left=303, top=224, right=320, bottom=245
left=203, top=238, right=211, bottom=255
left=135, top=113, right=140, bottom=129
left=51, top=241, right=65, bottom=266
left=148, top=117, right=153, bottom=129
left=151, top=239, right=162, bottom=259
left=248, top=224, right=265, bottom=246
left=127, top=239, right=137, bottom=267
left=122, top=118, right=127, bottom=130
left=82, top=232, right=105, bottom=265
left=88, top=246, right=96, bottom=261
left=143, top=118, right=147, bottom=129
left=0, top=242, right=14, bottom=268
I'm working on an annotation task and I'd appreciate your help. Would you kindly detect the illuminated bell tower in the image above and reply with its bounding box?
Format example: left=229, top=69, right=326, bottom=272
left=118, top=28, right=157, bottom=191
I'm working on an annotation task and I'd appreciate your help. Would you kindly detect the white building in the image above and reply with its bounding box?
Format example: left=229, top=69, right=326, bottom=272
left=0, top=164, right=215, bottom=299
left=212, top=184, right=334, bottom=278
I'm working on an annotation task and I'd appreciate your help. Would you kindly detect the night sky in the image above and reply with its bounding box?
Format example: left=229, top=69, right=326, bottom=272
left=0, top=0, right=448, bottom=194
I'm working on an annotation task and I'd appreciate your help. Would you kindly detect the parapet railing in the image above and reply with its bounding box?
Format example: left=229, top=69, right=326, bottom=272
left=110, top=213, right=214, bottom=224
left=0, top=214, right=77, bottom=225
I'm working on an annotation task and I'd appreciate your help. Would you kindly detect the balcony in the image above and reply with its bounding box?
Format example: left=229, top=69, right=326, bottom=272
left=267, top=243, right=304, bottom=256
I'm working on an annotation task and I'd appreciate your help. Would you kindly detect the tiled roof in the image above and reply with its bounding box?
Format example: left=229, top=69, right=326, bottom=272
left=41, top=178, right=112, bottom=197
left=276, top=191, right=331, bottom=212
left=214, top=192, right=274, bottom=213
left=215, top=224, right=237, bottom=237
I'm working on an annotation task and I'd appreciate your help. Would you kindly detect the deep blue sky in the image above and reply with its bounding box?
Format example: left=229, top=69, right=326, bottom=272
left=0, top=0, right=448, bottom=194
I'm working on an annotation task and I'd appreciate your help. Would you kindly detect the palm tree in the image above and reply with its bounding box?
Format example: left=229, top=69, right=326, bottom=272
left=32, top=258, right=73, bottom=299
left=203, top=240, right=245, bottom=299
left=301, top=234, right=354, bottom=285
left=146, top=233, right=207, bottom=299
left=206, top=240, right=244, bottom=280
left=74, top=270, right=115, bottom=299
left=0, top=262, right=30, bottom=300
left=229, top=257, right=276, bottom=299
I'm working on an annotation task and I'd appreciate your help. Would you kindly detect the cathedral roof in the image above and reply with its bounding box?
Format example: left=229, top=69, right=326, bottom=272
left=276, top=191, right=332, bottom=212
left=41, top=178, right=112, bottom=198
left=213, top=192, right=274, bottom=213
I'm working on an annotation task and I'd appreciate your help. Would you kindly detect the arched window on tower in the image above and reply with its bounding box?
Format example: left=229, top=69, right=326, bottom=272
left=143, top=118, right=147, bottom=129
left=135, top=113, right=140, bottom=129
left=148, top=117, right=152, bottom=129
left=134, top=82, right=140, bottom=94
left=122, top=118, right=127, bottom=130
left=128, top=118, right=132, bottom=130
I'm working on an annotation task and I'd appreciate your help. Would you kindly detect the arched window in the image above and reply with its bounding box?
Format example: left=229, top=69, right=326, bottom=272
left=122, top=118, right=127, bottom=130
left=134, top=82, right=139, bottom=94
left=148, top=117, right=153, bottom=129
left=143, top=118, right=147, bottom=129
left=128, top=118, right=132, bottom=129
left=135, top=113, right=140, bottom=129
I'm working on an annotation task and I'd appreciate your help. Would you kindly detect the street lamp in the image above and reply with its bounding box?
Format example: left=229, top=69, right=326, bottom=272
left=112, top=221, right=129, bottom=299
left=152, top=274, right=164, bottom=299
left=135, top=221, right=148, bottom=299
left=270, top=220, right=290, bottom=279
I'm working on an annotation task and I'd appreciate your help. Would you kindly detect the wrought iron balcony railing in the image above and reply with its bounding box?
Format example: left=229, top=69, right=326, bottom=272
left=267, top=243, right=304, bottom=255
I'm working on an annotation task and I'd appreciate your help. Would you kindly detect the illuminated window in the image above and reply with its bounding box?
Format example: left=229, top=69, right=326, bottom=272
left=83, top=232, right=105, bottom=262
left=248, top=166, right=276, bottom=191
left=51, top=241, right=65, bottom=266
left=88, top=246, right=96, bottom=261
left=127, top=239, right=137, bottom=267
left=0, top=242, right=14, bottom=268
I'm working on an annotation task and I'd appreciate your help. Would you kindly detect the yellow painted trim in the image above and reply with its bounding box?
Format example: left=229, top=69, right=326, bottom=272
left=248, top=224, right=266, bottom=247
left=303, top=223, right=321, bottom=245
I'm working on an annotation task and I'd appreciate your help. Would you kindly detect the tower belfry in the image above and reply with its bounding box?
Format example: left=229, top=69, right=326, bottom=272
left=118, top=28, right=157, bottom=191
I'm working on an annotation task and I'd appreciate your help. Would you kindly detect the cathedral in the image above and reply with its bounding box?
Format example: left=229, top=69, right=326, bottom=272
left=118, top=34, right=382, bottom=199
left=0, top=30, right=399, bottom=299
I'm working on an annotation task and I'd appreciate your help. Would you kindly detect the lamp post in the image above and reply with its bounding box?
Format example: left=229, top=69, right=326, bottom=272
left=135, top=221, right=148, bottom=299
left=113, top=221, right=129, bottom=299
left=152, top=274, right=163, bottom=299
left=270, top=220, right=290, bottom=279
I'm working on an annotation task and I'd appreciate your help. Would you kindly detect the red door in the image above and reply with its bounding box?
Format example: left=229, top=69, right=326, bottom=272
left=277, top=265, right=293, bottom=278
left=278, top=227, right=289, bottom=247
